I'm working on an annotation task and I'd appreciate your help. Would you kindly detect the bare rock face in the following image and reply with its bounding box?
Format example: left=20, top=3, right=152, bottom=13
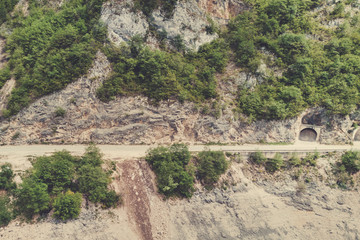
left=151, top=1, right=218, bottom=51
left=0, top=51, right=356, bottom=145
left=101, top=0, right=149, bottom=45
left=0, top=51, right=299, bottom=145
left=0, top=78, right=16, bottom=114
left=100, top=0, right=218, bottom=51
left=196, top=0, right=248, bottom=24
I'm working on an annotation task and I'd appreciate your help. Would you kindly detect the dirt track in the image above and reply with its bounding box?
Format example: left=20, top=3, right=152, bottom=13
left=0, top=142, right=359, bottom=169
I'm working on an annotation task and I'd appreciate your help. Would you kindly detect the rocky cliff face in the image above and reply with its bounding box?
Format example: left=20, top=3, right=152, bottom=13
left=0, top=51, right=354, bottom=145
left=197, top=0, right=248, bottom=24
left=101, top=0, right=220, bottom=50
left=0, top=0, right=356, bottom=144
left=0, top=51, right=299, bottom=145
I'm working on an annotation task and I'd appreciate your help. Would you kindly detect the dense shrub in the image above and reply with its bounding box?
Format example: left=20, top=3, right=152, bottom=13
left=101, top=190, right=121, bottom=208
left=80, top=144, right=103, bottom=167
left=32, top=151, right=76, bottom=194
left=0, top=0, right=18, bottom=24
left=0, top=164, right=16, bottom=191
left=97, top=36, right=228, bottom=104
left=53, top=190, right=82, bottom=221
left=0, top=196, right=12, bottom=227
left=228, top=0, right=360, bottom=120
left=4, top=145, right=120, bottom=222
left=249, top=151, right=267, bottom=165
left=77, top=165, right=110, bottom=203
left=197, top=151, right=228, bottom=185
left=145, top=144, right=194, bottom=198
left=134, top=0, right=178, bottom=18
left=302, top=152, right=319, bottom=167
left=265, top=153, right=284, bottom=173
left=0, top=67, right=11, bottom=89
left=4, top=0, right=106, bottom=116
left=341, top=151, right=360, bottom=174
left=15, top=178, right=50, bottom=219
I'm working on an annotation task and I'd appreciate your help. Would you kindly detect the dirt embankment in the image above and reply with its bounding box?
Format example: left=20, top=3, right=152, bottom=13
left=1, top=147, right=360, bottom=240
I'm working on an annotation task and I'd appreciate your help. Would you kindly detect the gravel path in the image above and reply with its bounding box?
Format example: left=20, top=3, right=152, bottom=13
left=0, top=142, right=358, bottom=171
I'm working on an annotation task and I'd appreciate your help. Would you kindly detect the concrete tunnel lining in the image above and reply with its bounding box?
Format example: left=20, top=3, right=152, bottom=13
left=299, top=128, right=317, bottom=142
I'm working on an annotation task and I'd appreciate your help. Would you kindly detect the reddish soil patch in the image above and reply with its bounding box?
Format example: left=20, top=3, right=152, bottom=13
left=118, top=160, right=156, bottom=240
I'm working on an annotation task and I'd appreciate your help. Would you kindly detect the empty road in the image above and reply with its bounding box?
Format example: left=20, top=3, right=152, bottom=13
left=1, top=142, right=360, bottom=171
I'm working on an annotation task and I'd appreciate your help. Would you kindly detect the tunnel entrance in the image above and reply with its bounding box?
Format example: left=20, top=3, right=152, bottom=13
left=299, top=128, right=317, bottom=142
left=354, top=130, right=360, bottom=141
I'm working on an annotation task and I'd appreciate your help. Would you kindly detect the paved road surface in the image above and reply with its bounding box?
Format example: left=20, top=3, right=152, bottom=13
left=1, top=142, right=360, bottom=171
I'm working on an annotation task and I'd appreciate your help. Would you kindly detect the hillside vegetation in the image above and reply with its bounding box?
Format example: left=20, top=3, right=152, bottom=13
left=1, top=0, right=360, bottom=121
left=0, top=145, right=120, bottom=225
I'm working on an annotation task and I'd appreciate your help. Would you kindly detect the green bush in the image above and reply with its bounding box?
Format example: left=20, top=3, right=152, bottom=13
left=0, top=145, right=119, bottom=224
left=341, top=151, right=360, bottom=174
left=0, top=164, right=16, bottom=191
left=0, top=67, right=11, bottom=89
left=146, top=144, right=194, bottom=198
left=227, top=0, right=360, bottom=120
left=54, top=107, right=66, bottom=118
left=32, top=151, right=76, bottom=195
left=288, top=153, right=301, bottom=167
left=77, top=165, right=110, bottom=203
left=80, top=144, right=103, bottom=167
left=249, top=151, right=266, bottom=165
left=0, top=196, right=12, bottom=227
left=98, top=35, right=227, bottom=104
left=53, top=190, right=82, bottom=221
left=265, top=153, right=284, bottom=173
left=101, top=190, right=121, bottom=208
left=197, top=150, right=228, bottom=185
left=302, top=152, right=319, bottom=167
left=0, top=0, right=18, bottom=24
left=15, top=178, right=50, bottom=219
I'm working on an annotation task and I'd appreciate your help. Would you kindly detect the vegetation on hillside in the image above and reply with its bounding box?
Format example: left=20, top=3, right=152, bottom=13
left=0, top=0, right=18, bottom=25
left=133, top=0, right=178, bottom=18
left=146, top=144, right=229, bottom=198
left=97, top=37, right=228, bottom=103
left=1, top=0, right=106, bottom=116
left=232, top=0, right=360, bottom=120
left=1, top=0, right=360, bottom=122
left=0, top=145, right=121, bottom=225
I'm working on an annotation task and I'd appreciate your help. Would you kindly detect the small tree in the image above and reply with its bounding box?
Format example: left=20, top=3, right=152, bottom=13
left=80, top=144, right=103, bottom=167
left=32, top=151, right=75, bottom=195
left=341, top=151, right=360, bottom=174
left=15, top=178, right=50, bottom=219
left=266, top=153, right=284, bottom=173
left=53, top=190, right=82, bottom=221
left=77, top=165, right=109, bottom=203
left=197, top=150, right=228, bottom=185
left=0, top=164, right=16, bottom=191
left=249, top=151, right=266, bottom=165
left=54, top=107, right=66, bottom=117
left=0, top=196, right=12, bottom=227
left=146, top=144, right=194, bottom=198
